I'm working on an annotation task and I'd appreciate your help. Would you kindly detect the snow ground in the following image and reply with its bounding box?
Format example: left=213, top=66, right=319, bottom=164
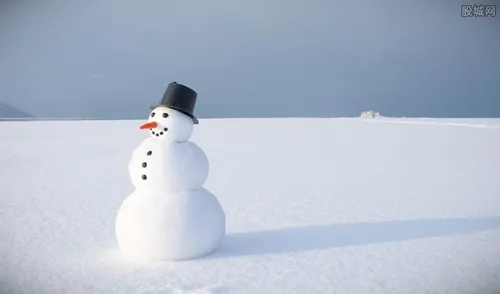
left=1, top=117, right=500, bottom=294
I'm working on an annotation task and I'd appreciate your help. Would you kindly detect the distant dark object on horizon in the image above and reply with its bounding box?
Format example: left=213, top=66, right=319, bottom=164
left=0, top=103, right=34, bottom=119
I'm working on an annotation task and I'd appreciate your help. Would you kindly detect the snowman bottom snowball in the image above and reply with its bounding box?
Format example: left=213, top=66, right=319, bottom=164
left=115, top=188, right=226, bottom=262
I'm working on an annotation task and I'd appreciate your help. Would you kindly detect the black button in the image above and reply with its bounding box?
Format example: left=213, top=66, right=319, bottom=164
left=156, top=134, right=159, bottom=137
left=164, top=128, right=168, bottom=131
left=160, top=132, right=164, bottom=135
left=142, top=162, right=147, bottom=168
left=142, top=174, right=147, bottom=180
left=152, top=131, right=156, bottom=135
left=147, top=151, right=152, bottom=155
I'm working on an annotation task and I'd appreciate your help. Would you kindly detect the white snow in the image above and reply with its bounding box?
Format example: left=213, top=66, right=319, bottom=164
left=115, top=188, right=225, bottom=262
left=1, top=117, right=500, bottom=293
left=128, top=138, right=209, bottom=193
left=128, top=137, right=166, bottom=191
left=360, top=110, right=380, bottom=118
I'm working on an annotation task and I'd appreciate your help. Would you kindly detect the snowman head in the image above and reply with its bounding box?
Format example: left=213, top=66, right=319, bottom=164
left=140, top=107, right=194, bottom=142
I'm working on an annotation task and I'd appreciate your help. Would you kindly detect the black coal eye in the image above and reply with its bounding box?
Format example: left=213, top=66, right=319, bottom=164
left=162, top=113, right=168, bottom=118
left=151, top=112, right=155, bottom=117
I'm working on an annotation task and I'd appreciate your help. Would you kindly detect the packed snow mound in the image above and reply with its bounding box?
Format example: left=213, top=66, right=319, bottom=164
left=360, top=110, right=381, bottom=118
left=115, top=188, right=225, bottom=261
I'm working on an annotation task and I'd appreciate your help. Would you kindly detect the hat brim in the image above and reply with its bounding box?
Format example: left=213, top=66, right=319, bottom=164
left=150, top=105, right=199, bottom=124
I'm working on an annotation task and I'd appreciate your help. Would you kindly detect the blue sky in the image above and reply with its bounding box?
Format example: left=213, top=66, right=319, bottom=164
left=1, top=0, right=499, bottom=118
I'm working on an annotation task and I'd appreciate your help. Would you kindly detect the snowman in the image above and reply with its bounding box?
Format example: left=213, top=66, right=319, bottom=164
left=115, top=82, right=226, bottom=262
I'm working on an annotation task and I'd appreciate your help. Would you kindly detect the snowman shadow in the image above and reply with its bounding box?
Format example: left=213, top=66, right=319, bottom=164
left=211, top=216, right=500, bottom=258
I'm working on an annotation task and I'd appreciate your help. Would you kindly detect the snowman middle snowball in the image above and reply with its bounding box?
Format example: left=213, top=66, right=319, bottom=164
left=129, top=107, right=209, bottom=193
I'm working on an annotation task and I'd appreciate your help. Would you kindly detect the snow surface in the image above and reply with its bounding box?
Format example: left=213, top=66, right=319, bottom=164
left=1, top=117, right=500, bottom=294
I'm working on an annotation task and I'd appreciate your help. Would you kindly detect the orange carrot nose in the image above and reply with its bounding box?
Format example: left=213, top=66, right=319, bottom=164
left=140, top=121, right=158, bottom=130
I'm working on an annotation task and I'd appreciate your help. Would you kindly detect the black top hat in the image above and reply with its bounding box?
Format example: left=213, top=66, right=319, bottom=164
left=150, top=82, right=199, bottom=124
